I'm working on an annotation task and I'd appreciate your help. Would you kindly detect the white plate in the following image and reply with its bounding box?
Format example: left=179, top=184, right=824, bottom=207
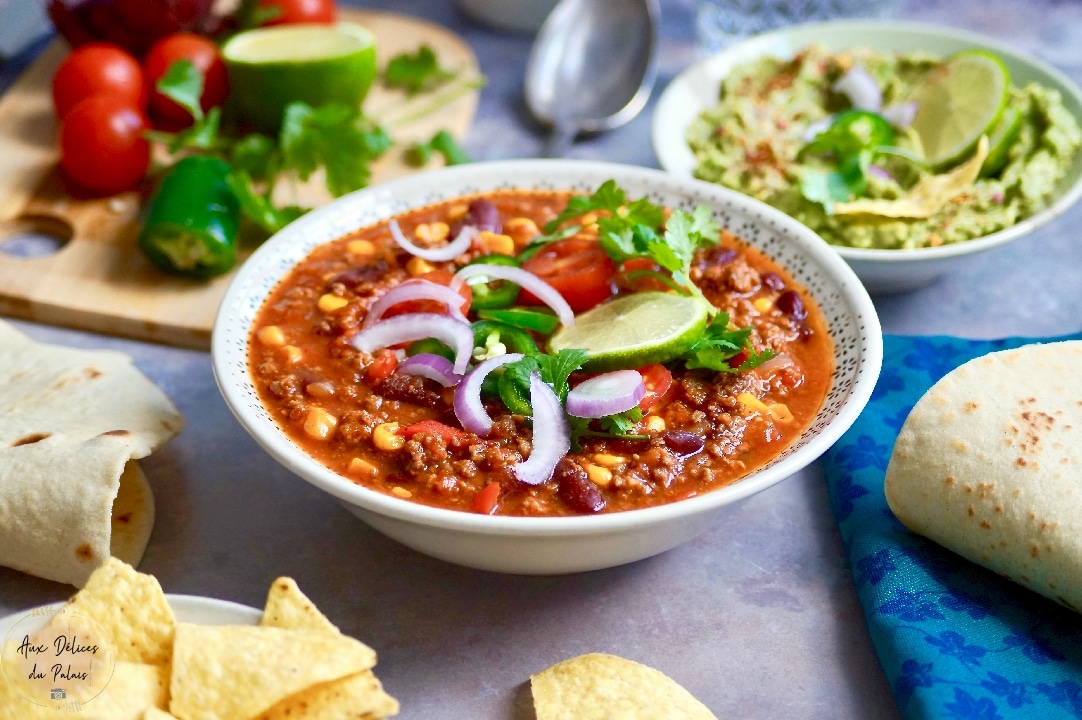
left=652, top=20, right=1082, bottom=293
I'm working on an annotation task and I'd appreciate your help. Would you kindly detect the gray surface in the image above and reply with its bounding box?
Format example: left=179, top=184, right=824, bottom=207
left=2, top=0, right=1081, bottom=718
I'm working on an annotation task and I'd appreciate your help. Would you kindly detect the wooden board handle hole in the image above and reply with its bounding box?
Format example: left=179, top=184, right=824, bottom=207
left=0, top=215, right=74, bottom=259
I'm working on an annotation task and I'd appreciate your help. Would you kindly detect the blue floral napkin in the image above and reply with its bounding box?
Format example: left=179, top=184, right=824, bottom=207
left=820, top=333, right=1082, bottom=720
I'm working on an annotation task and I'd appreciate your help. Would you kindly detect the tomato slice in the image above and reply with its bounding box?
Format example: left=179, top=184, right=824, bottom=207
left=616, top=257, right=672, bottom=294
left=520, top=237, right=615, bottom=313
left=637, top=364, right=674, bottom=413
left=383, top=269, right=472, bottom=318
left=472, top=482, right=501, bottom=515
left=365, top=349, right=398, bottom=382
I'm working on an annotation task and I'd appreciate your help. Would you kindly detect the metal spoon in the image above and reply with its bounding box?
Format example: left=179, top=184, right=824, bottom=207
left=524, top=0, right=661, bottom=158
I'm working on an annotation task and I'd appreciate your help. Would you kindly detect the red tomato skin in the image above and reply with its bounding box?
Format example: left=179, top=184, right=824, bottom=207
left=52, top=42, right=146, bottom=118
left=58, top=95, right=150, bottom=194
left=471, top=483, right=501, bottom=515
left=257, top=0, right=337, bottom=25
left=637, top=364, right=674, bottom=413
left=520, top=238, right=616, bottom=313
left=143, top=33, right=228, bottom=125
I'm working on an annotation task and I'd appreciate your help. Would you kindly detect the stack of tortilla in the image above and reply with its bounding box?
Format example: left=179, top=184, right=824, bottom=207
left=885, top=340, right=1082, bottom=612
left=0, top=319, right=184, bottom=587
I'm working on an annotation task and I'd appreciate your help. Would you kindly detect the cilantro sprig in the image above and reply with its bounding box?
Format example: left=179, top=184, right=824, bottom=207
left=384, top=44, right=455, bottom=95
left=685, top=313, right=775, bottom=373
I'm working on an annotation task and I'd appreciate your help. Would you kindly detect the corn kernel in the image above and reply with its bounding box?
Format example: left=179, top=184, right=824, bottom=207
left=591, top=453, right=626, bottom=468
left=583, top=462, right=613, bottom=488
left=373, top=422, right=405, bottom=451
left=257, top=325, right=285, bottom=346
left=445, top=204, right=469, bottom=223
left=348, top=457, right=378, bottom=478
left=737, top=392, right=793, bottom=422
left=579, top=212, right=599, bottom=225
left=768, top=403, right=794, bottom=422
left=644, top=415, right=666, bottom=433
left=504, top=217, right=540, bottom=247
left=475, top=231, right=515, bottom=256
left=303, top=407, right=338, bottom=440
left=414, top=222, right=450, bottom=244
left=406, top=256, right=435, bottom=276
left=347, top=239, right=377, bottom=256
left=281, top=345, right=303, bottom=364
left=391, top=486, right=413, bottom=499
left=318, top=293, right=349, bottom=313
left=753, top=297, right=773, bottom=313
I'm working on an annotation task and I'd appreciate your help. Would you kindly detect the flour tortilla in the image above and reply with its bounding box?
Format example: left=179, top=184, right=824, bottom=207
left=885, top=341, right=1082, bottom=612
left=0, top=320, right=184, bottom=587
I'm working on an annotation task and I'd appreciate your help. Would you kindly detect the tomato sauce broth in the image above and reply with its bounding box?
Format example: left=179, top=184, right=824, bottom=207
left=248, top=189, right=834, bottom=516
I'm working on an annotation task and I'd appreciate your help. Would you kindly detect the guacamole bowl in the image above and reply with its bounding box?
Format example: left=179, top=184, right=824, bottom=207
left=212, top=160, right=882, bottom=575
left=653, top=21, right=1082, bottom=294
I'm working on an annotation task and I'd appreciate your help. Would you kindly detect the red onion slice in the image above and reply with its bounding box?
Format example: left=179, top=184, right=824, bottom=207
left=363, top=279, right=469, bottom=328
left=397, top=353, right=464, bottom=387
left=389, top=218, right=477, bottom=262
left=514, top=372, right=571, bottom=486
left=453, top=353, right=525, bottom=436
left=880, top=101, right=919, bottom=130
left=565, top=370, right=646, bottom=418
left=867, top=164, right=895, bottom=182
left=452, top=264, right=575, bottom=327
left=350, top=312, right=475, bottom=374
left=833, top=65, right=882, bottom=112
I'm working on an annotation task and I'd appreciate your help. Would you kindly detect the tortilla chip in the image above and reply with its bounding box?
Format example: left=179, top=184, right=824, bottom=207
left=531, top=653, right=717, bottom=720
left=0, top=319, right=183, bottom=587
left=885, top=341, right=1082, bottom=612
left=144, top=708, right=180, bottom=720
left=79, top=661, right=169, bottom=720
left=260, top=577, right=340, bottom=634
left=168, top=623, right=378, bottom=720
left=65, top=557, right=176, bottom=665
left=835, top=135, right=989, bottom=218
left=250, top=671, right=400, bottom=720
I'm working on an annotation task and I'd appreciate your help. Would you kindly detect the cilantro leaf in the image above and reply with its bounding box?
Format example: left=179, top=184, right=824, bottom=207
left=156, top=59, right=204, bottom=122
left=685, top=313, right=775, bottom=372
left=384, top=45, right=455, bottom=95
left=406, top=129, right=471, bottom=167
left=226, top=171, right=307, bottom=235
left=230, top=133, right=278, bottom=183
left=541, top=180, right=664, bottom=235
left=280, top=103, right=391, bottom=197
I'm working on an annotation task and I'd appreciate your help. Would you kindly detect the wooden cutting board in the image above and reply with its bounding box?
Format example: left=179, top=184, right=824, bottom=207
left=0, top=8, right=480, bottom=349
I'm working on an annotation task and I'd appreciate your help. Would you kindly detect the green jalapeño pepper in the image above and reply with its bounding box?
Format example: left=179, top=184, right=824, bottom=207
left=463, top=254, right=522, bottom=310
left=139, top=156, right=240, bottom=279
left=471, top=319, right=539, bottom=357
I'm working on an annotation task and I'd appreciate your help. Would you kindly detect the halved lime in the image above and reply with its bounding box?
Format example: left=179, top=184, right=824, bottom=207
left=907, top=49, right=1010, bottom=171
left=549, top=292, right=709, bottom=372
left=979, top=105, right=1023, bottom=178
left=222, top=22, right=377, bottom=132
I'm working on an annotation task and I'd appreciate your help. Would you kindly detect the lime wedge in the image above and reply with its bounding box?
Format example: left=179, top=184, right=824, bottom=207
left=222, top=22, right=377, bottom=132
left=549, top=292, right=709, bottom=372
left=979, top=106, right=1023, bottom=178
left=907, top=50, right=1010, bottom=171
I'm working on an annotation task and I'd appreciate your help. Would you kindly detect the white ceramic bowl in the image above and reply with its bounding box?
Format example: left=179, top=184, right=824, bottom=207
left=212, top=160, right=882, bottom=575
left=652, top=20, right=1082, bottom=294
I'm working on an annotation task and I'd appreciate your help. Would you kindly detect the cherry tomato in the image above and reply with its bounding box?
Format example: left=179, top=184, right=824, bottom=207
left=383, top=270, right=473, bottom=318
left=52, top=42, right=146, bottom=119
left=520, top=237, right=616, bottom=313
left=143, top=33, right=228, bottom=125
left=471, top=482, right=501, bottom=515
left=615, top=257, right=673, bottom=294
left=59, top=95, right=150, bottom=194
left=365, top=349, right=398, bottom=383
left=637, top=364, right=674, bottom=413
left=257, top=0, right=336, bottom=25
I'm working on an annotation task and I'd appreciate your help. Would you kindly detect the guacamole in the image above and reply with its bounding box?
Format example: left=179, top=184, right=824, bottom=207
left=687, top=45, right=1082, bottom=249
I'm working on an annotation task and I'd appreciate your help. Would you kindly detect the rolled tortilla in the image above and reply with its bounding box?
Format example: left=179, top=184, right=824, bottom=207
left=885, top=340, right=1082, bottom=612
left=0, top=321, right=183, bottom=587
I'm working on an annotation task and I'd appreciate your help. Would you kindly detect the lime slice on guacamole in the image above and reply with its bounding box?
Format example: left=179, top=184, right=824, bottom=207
left=907, top=49, right=1010, bottom=171
left=222, top=22, right=377, bottom=132
left=548, top=292, right=709, bottom=372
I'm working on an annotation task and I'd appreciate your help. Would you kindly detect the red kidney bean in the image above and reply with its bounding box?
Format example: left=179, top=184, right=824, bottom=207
left=452, top=198, right=501, bottom=236
left=330, top=260, right=390, bottom=294
left=776, top=290, right=807, bottom=321
left=761, top=272, right=786, bottom=291
left=663, top=430, right=705, bottom=458
left=554, top=458, right=606, bottom=514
